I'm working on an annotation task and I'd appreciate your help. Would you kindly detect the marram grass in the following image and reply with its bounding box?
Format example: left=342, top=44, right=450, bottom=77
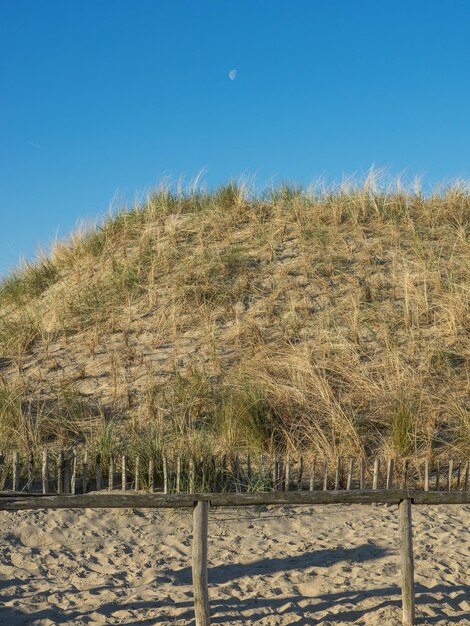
left=0, top=178, right=468, bottom=467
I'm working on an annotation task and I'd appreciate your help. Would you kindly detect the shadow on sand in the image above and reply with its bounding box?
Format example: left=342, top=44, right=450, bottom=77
left=0, top=543, right=467, bottom=624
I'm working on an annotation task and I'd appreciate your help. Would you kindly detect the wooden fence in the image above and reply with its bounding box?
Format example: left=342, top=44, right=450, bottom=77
left=0, top=451, right=469, bottom=626
left=0, top=449, right=469, bottom=495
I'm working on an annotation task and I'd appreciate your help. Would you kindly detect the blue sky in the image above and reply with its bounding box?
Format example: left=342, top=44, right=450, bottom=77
left=1, top=0, right=469, bottom=275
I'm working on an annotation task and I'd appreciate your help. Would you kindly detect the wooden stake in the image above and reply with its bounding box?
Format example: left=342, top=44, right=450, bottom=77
left=309, top=458, right=315, bottom=491
left=322, top=459, right=328, bottom=491
left=82, top=451, right=88, bottom=494
left=0, top=452, right=5, bottom=491
left=135, top=455, right=140, bottom=491
left=372, top=458, right=380, bottom=490
left=399, top=498, right=416, bottom=626
left=285, top=454, right=291, bottom=491
left=57, top=450, right=64, bottom=495
left=386, top=459, right=395, bottom=490
left=334, top=457, right=341, bottom=491
left=189, top=457, right=195, bottom=493
left=298, top=456, right=303, bottom=491
left=95, top=454, right=102, bottom=491
left=109, top=456, right=114, bottom=491
left=149, top=457, right=155, bottom=492
left=26, top=450, right=34, bottom=491
left=176, top=456, right=181, bottom=494
left=71, top=448, right=77, bottom=495
left=63, top=458, right=70, bottom=494
left=448, top=460, right=453, bottom=492
left=12, top=451, right=20, bottom=492
left=436, top=461, right=440, bottom=492
left=163, top=456, right=168, bottom=494
left=121, top=455, right=127, bottom=491
left=401, top=460, right=409, bottom=489
left=201, top=456, right=208, bottom=493
left=192, top=500, right=210, bottom=626
left=346, top=458, right=355, bottom=491
left=463, top=461, right=469, bottom=492
left=456, top=462, right=461, bottom=491
left=42, top=449, right=49, bottom=495
left=360, top=459, right=365, bottom=490
left=424, top=459, right=429, bottom=492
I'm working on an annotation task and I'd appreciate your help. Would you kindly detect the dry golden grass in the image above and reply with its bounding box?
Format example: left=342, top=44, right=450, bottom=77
left=0, top=176, right=468, bottom=470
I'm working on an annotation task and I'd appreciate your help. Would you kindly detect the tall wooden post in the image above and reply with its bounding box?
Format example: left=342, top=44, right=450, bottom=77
left=399, top=498, right=415, bottom=626
left=192, top=500, right=210, bottom=625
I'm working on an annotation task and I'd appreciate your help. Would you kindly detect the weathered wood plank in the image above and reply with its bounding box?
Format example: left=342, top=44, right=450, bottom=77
left=192, top=500, right=210, bottom=625
left=0, top=488, right=468, bottom=510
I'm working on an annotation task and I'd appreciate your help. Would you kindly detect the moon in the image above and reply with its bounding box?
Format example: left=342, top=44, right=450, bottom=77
left=229, top=69, right=237, bottom=81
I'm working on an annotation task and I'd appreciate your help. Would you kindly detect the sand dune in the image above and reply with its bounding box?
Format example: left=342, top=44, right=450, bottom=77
left=0, top=504, right=468, bottom=625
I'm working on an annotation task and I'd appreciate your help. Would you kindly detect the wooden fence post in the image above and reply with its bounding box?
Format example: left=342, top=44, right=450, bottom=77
left=347, top=458, right=355, bottom=491
left=135, top=455, right=140, bottom=491
left=82, top=451, right=88, bottom=494
left=309, top=458, right=315, bottom=491
left=322, top=459, right=328, bottom=491
left=399, top=498, right=415, bottom=626
left=121, top=455, right=127, bottom=491
left=71, top=448, right=77, bottom=495
left=372, top=458, right=380, bottom=490
left=192, top=500, right=210, bottom=625
left=42, top=449, right=49, bottom=494
left=12, top=451, right=20, bottom=492
left=95, top=454, right=102, bottom=491
left=360, top=458, right=365, bottom=490
left=298, top=456, right=303, bottom=491
left=57, top=450, right=64, bottom=495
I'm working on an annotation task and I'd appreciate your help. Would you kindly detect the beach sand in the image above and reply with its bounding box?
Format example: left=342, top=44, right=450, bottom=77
left=0, top=503, right=468, bottom=625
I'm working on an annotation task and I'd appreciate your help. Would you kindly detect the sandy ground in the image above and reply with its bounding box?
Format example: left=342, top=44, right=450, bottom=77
left=0, top=504, right=468, bottom=625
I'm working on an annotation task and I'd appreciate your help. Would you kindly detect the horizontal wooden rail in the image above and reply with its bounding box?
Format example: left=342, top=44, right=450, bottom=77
left=0, top=489, right=469, bottom=510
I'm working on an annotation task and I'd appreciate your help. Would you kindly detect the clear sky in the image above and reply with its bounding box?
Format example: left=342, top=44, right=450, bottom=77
left=1, top=1, right=469, bottom=275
